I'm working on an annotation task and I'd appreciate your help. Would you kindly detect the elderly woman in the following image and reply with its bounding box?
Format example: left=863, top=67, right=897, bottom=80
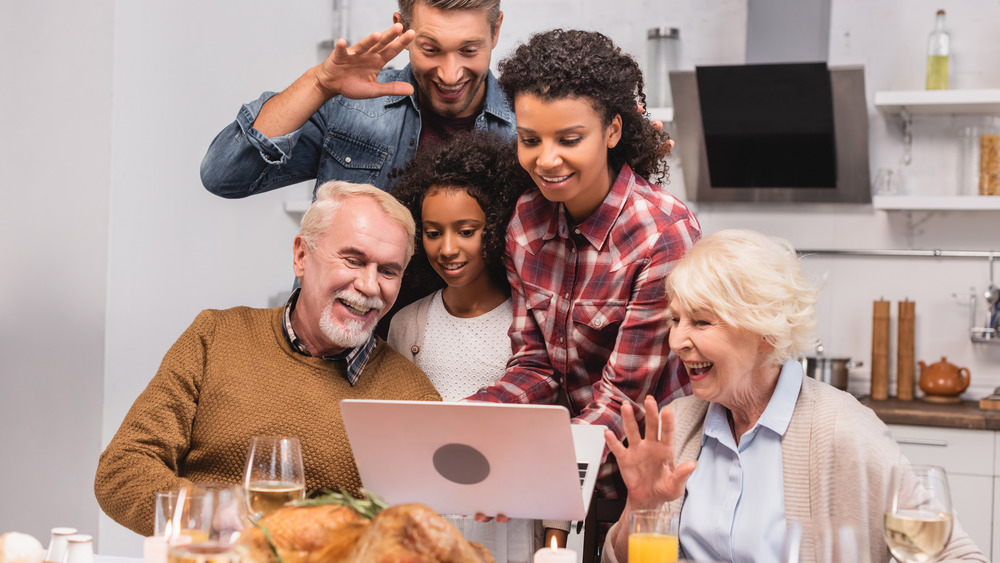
left=602, top=229, right=987, bottom=562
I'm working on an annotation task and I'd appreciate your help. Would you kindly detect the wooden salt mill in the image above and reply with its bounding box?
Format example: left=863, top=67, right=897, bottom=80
left=871, top=299, right=890, bottom=400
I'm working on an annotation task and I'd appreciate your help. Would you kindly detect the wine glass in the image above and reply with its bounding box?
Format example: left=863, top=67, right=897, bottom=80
left=243, top=436, right=306, bottom=521
left=781, top=519, right=805, bottom=563
left=783, top=518, right=871, bottom=563
left=166, top=483, right=249, bottom=563
left=883, top=464, right=954, bottom=563
left=628, top=509, right=679, bottom=563
left=816, top=521, right=871, bottom=563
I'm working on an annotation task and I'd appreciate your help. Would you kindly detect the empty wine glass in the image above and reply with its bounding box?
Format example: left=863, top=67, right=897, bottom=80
left=883, top=464, right=954, bottom=563
left=782, top=518, right=871, bottom=563
left=166, top=483, right=249, bottom=563
left=817, top=521, right=871, bottom=563
left=781, top=519, right=805, bottom=563
left=243, top=436, right=306, bottom=521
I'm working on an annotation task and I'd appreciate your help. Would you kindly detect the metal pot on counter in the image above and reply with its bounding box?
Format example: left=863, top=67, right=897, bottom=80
left=800, top=356, right=862, bottom=391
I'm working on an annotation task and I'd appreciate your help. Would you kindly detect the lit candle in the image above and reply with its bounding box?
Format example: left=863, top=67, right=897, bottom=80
left=533, top=537, right=577, bottom=563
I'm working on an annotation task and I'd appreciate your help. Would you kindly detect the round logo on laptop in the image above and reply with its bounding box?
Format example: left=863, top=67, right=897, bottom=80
left=432, top=443, right=491, bottom=485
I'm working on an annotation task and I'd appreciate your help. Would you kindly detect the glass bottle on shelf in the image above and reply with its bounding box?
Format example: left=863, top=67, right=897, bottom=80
left=926, top=9, right=950, bottom=90
left=646, top=27, right=680, bottom=109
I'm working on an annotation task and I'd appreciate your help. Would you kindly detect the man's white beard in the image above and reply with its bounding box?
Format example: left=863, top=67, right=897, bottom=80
left=318, top=290, right=384, bottom=350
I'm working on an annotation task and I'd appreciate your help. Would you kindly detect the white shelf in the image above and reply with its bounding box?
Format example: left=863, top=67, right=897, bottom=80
left=873, top=195, right=1000, bottom=210
left=874, top=89, right=1000, bottom=115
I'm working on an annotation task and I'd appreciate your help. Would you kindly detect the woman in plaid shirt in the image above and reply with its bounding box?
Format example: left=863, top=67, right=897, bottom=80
left=466, top=29, right=702, bottom=500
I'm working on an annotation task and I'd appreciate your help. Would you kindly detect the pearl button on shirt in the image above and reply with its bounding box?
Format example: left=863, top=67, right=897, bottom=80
left=678, top=359, right=803, bottom=563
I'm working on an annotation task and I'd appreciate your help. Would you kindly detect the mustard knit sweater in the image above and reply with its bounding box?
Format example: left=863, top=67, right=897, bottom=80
left=94, top=306, right=440, bottom=536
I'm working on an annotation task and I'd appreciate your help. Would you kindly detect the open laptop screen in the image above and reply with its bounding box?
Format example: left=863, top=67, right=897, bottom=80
left=340, top=400, right=605, bottom=521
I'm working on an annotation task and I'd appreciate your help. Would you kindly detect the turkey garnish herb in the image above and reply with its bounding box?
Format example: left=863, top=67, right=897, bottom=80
left=292, top=488, right=388, bottom=519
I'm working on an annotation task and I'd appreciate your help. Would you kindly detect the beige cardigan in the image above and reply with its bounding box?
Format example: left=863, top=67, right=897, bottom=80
left=603, top=377, right=987, bottom=562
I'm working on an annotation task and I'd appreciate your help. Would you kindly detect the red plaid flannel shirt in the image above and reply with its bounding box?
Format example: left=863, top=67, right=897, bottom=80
left=467, top=164, right=699, bottom=498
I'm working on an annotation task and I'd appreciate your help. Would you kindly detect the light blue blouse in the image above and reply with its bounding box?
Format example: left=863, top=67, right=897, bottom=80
left=678, top=359, right=803, bottom=563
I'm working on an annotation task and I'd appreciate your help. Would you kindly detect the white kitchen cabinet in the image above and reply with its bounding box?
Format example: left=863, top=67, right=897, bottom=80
left=948, top=474, right=994, bottom=559
left=888, top=424, right=997, bottom=559
left=994, top=476, right=1000, bottom=561
left=995, top=432, right=1000, bottom=560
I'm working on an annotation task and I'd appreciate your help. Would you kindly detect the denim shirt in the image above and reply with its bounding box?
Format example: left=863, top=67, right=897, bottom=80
left=200, top=66, right=515, bottom=198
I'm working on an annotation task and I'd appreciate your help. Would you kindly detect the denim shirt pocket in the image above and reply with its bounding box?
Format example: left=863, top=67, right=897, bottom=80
left=321, top=130, right=391, bottom=186
left=571, top=300, right=627, bottom=334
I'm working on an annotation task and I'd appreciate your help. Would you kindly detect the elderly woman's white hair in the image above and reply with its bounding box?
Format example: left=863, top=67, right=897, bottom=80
left=665, top=228, right=819, bottom=365
left=299, top=180, right=416, bottom=262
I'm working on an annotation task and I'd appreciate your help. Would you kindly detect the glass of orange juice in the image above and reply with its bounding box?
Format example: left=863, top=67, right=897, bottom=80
left=629, top=509, right=679, bottom=563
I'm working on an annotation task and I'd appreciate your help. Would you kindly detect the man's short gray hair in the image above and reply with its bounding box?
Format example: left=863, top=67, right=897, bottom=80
left=299, top=181, right=416, bottom=262
left=397, top=0, right=501, bottom=34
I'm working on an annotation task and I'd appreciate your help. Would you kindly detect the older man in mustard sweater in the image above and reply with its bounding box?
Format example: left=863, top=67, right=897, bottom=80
left=95, top=181, right=440, bottom=536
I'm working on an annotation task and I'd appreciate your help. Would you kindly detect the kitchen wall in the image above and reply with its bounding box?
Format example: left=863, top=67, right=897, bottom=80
left=1, top=0, right=112, bottom=546
left=3, top=0, right=999, bottom=557
left=2, top=0, right=333, bottom=555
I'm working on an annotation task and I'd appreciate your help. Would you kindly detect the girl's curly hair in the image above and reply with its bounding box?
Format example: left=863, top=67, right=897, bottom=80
left=391, top=132, right=532, bottom=293
left=497, top=29, right=671, bottom=182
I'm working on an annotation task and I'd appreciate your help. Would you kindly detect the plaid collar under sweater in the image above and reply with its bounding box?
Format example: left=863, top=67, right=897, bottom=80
left=281, top=288, right=376, bottom=386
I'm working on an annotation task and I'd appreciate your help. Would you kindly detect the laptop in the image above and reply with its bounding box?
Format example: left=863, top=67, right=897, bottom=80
left=340, top=399, right=606, bottom=521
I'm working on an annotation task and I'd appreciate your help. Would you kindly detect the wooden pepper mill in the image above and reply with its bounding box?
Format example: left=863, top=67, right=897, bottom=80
left=871, top=299, right=890, bottom=400
left=896, top=300, right=916, bottom=400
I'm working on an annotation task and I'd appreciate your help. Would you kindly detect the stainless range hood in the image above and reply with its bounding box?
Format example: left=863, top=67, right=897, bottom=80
left=667, top=0, right=869, bottom=204
left=669, top=63, right=870, bottom=204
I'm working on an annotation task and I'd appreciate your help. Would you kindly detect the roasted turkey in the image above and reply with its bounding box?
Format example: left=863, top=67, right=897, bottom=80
left=238, top=503, right=493, bottom=563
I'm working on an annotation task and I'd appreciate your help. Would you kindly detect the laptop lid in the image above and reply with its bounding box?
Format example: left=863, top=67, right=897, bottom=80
left=340, top=399, right=605, bottom=521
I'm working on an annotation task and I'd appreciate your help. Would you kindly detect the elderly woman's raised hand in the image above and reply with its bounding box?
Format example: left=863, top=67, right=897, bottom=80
left=605, top=395, right=696, bottom=511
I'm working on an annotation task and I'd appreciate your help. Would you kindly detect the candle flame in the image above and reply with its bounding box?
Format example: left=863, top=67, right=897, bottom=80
left=163, top=520, right=173, bottom=538
left=550, top=535, right=558, bottom=550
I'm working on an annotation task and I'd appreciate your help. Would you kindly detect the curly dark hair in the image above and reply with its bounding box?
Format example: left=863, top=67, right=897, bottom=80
left=391, top=132, right=531, bottom=293
left=497, top=29, right=671, bottom=182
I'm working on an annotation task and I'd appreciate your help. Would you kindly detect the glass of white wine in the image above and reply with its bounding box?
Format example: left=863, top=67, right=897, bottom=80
left=883, top=464, right=954, bottom=563
left=166, top=483, right=248, bottom=563
left=243, top=436, right=306, bottom=521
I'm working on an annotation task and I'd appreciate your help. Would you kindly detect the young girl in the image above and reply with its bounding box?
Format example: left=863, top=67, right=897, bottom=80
left=388, top=132, right=525, bottom=399
left=387, top=132, right=543, bottom=561
left=466, top=29, right=702, bottom=502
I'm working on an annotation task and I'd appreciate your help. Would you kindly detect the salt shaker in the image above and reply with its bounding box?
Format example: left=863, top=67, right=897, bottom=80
left=63, top=534, right=94, bottom=563
left=43, top=527, right=77, bottom=563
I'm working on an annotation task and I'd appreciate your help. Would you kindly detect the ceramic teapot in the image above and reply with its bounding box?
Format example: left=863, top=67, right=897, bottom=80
left=918, top=356, right=970, bottom=397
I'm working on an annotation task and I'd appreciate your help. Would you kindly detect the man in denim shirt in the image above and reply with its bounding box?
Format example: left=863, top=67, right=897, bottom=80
left=200, top=0, right=514, bottom=198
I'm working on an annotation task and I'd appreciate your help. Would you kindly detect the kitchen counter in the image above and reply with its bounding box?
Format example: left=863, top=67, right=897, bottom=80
left=860, top=396, right=1000, bottom=430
